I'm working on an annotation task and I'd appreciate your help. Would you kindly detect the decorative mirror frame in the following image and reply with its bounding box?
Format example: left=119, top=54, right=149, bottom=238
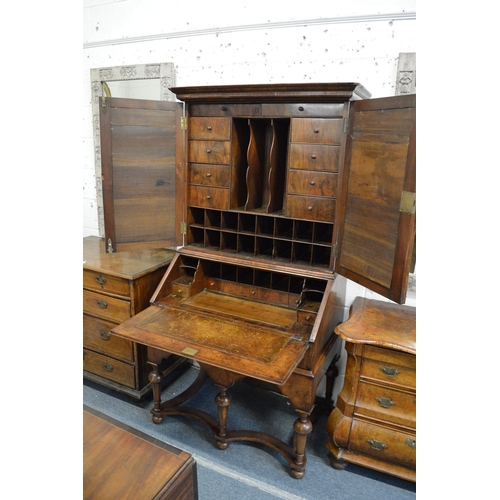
left=90, top=62, right=176, bottom=235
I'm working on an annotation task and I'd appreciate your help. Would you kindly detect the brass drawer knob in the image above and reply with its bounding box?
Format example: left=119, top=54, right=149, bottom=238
left=310, top=180, right=316, bottom=186
left=207, top=125, right=212, bottom=130
left=376, top=397, right=396, bottom=408
left=367, top=439, right=387, bottom=451
left=97, top=299, right=108, bottom=309
left=313, top=129, right=319, bottom=133
left=298, top=106, right=304, bottom=111
left=311, top=154, right=317, bottom=160
left=100, top=331, right=111, bottom=341
left=380, top=366, right=400, bottom=377
left=206, top=149, right=212, bottom=154
left=95, top=274, right=106, bottom=285
left=103, top=363, right=113, bottom=372
left=206, top=172, right=212, bottom=177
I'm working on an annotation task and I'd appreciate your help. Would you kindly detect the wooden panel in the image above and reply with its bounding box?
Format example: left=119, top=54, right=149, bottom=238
left=83, top=349, right=135, bottom=388
left=290, top=118, right=344, bottom=144
left=285, top=195, right=336, bottom=222
left=335, top=95, right=415, bottom=304
left=189, top=163, right=230, bottom=187
left=83, top=290, right=131, bottom=323
left=100, top=98, right=179, bottom=249
left=188, top=140, right=231, bottom=164
left=263, top=103, right=345, bottom=118
left=84, top=407, right=197, bottom=500
left=189, top=103, right=262, bottom=117
left=287, top=170, right=338, bottom=197
left=288, top=143, right=340, bottom=172
left=83, top=314, right=134, bottom=362
left=188, top=117, right=231, bottom=140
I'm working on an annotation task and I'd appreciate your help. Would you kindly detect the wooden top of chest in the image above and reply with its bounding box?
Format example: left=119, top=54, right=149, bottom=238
left=334, top=297, right=416, bottom=354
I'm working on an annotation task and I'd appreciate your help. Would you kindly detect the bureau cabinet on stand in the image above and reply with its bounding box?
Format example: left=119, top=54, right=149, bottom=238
left=326, top=297, right=416, bottom=482
left=110, top=83, right=416, bottom=478
left=83, top=236, right=179, bottom=399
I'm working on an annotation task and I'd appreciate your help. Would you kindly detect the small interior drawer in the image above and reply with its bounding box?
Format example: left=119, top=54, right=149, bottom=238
left=188, top=140, right=231, bottom=164
left=285, top=194, right=336, bottom=222
left=83, top=314, right=134, bottom=362
left=290, top=118, right=344, bottom=144
left=188, top=117, right=231, bottom=140
left=287, top=170, right=338, bottom=197
left=189, top=163, right=230, bottom=187
left=83, top=290, right=131, bottom=324
left=83, top=269, right=129, bottom=297
left=188, top=185, right=230, bottom=210
left=288, top=143, right=340, bottom=172
left=350, top=420, right=416, bottom=469
left=83, top=349, right=135, bottom=388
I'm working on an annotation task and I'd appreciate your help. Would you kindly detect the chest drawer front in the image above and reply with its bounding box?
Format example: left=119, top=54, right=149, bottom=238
left=83, top=349, right=135, bottom=388
left=355, top=381, right=416, bottom=429
left=188, top=117, right=231, bottom=140
left=188, top=185, right=230, bottom=209
left=290, top=118, right=344, bottom=144
left=189, top=163, right=230, bottom=187
left=188, top=140, right=231, bottom=164
left=350, top=420, right=416, bottom=469
left=285, top=194, right=335, bottom=222
left=83, top=314, right=134, bottom=362
left=361, top=346, right=416, bottom=389
left=83, top=290, right=131, bottom=323
left=287, top=170, right=338, bottom=197
left=288, top=143, right=340, bottom=172
left=83, top=270, right=129, bottom=297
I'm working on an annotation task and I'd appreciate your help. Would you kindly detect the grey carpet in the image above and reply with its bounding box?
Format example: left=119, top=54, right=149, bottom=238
left=83, top=365, right=416, bottom=500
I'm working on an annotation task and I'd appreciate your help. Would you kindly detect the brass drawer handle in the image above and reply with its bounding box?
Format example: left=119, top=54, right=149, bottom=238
left=367, top=439, right=387, bottom=451
left=95, top=274, right=106, bottom=285
left=103, top=363, right=113, bottom=372
left=405, top=438, right=416, bottom=449
left=380, top=366, right=400, bottom=377
left=376, top=397, right=396, bottom=408
left=97, top=299, right=108, bottom=309
left=100, top=331, right=111, bottom=341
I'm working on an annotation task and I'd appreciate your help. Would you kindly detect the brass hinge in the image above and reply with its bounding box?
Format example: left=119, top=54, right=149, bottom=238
left=343, top=118, right=350, bottom=134
left=101, top=95, right=106, bottom=112
left=106, top=238, right=114, bottom=253
left=180, top=221, right=187, bottom=235
left=180, top=116, right=187, bottom=130
left=332, top=243, right=339, bottom=259
left=399, top=191, right=416, bottom=214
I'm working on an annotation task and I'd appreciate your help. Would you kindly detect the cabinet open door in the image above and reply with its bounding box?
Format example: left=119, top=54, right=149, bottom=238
left=334, top=94, right=416, bottom=304
left=99, top=97, right=182, bottom=252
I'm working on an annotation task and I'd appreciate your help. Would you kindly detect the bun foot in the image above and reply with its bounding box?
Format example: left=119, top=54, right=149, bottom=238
left=152, top=414, right=164, bottom=424
left=290, top=468, right=305, bottom=479
left=329, top=453, right=348, bottom=470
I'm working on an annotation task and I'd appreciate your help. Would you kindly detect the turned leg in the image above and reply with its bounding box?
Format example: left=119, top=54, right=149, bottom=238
left=214, top=386, right=231, bottom=450
left=148, top=362, right=164, bottom=424
left=291, top=411, right=313, bottom=479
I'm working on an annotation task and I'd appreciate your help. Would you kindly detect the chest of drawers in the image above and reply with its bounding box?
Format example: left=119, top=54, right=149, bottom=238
left=326, top=297, right=416, bottom=482
left=83, top=236, right=176, bottom=398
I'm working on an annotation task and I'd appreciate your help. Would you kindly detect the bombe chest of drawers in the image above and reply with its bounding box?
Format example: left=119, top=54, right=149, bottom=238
left=83, top=236, right=177, bottom=398
left=326, top=297, right=416, bottom=482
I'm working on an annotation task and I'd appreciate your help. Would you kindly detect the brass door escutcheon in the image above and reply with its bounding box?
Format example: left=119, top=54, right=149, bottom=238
left=405, top=438, right=416, bottom=449
left=100, top=331, right=111, bottom=341
left=103, top=363, right=113, bottom=372
left=95, top=274, right=106, bottom=285
left=97, top=299, right=108, bottom=309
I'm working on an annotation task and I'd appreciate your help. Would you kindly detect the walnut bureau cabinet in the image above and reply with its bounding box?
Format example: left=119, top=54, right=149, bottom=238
left=83, top=236, right=177, bottom=398
left=111, top=83, right=416, bottom=478
left=326, top=297, right=416, bottom=482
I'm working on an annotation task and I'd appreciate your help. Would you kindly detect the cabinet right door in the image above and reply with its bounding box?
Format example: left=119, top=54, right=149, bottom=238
left=334, top=94, right=416, bottom=304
